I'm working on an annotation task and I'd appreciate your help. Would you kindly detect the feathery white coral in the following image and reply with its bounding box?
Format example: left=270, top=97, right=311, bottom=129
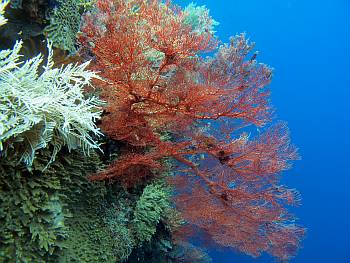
left=0, top=0, right=9, bottom=26
left=0, top=41, right=103, bottom=167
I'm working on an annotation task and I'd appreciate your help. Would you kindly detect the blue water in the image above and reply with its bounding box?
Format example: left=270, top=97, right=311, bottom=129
left=178, top=0, right=350, bottom=262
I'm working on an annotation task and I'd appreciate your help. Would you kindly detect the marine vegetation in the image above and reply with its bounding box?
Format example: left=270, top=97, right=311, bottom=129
left=80, top=0, right=305, bottom=261
left=0, top=0, right=305, bottom=262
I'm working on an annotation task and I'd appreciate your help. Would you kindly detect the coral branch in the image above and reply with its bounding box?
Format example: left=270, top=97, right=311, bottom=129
left=80, top=0, right=305, bottom=261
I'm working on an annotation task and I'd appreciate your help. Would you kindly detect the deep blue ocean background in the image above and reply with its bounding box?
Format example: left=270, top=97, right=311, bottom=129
left=177, top=0, right=350, bottom=262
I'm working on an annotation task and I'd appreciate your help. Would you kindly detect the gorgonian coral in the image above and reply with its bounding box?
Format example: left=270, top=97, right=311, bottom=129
left=79, top=0, right=305, bottom=261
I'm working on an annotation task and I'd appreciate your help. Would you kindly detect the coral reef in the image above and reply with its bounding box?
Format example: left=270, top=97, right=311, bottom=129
left=0, top=28, right=183, bottom=260
left=0, top=11, right=108, bottom=261
left=0, top=0, right=304, bottom=262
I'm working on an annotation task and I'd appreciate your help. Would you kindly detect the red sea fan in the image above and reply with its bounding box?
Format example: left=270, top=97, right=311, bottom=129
left=80, top=0, right=305, bottom=260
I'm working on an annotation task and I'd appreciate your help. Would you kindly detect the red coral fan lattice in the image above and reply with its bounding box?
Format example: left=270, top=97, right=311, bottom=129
left=79, top=0, right=305, bottom=261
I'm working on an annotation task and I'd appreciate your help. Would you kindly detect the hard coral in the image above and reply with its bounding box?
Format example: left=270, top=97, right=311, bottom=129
left=132, top=182, right=172, bottom=244
left=44, top=0, right=92, bottom=53
left=0, top=153, right=67, bottom=263
left=0, top=149, right=102, bottom=262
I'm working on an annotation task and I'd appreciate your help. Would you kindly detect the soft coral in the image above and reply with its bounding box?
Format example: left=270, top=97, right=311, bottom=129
left=79, top=0, right=305, bottom=260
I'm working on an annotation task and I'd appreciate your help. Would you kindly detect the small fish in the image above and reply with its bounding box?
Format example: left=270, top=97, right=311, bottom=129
left=250, top=52, right=258, bottom=62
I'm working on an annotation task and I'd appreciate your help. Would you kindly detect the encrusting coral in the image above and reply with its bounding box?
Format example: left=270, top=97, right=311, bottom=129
left=57, top=154, right=124, bottom=263
left=44, top=0, right=94, bottom=53
left=0, top=150, right=68, bottom=262
left=131, top=182, right=172, bottom=244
